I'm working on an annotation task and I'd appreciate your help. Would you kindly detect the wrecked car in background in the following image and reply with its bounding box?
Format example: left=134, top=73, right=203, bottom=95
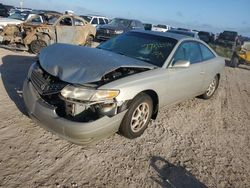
left=0, top=10, right=40, bottom=31
left=23, top=31, right=225, bottom=144
left=0, top=14, right=96, bottom=53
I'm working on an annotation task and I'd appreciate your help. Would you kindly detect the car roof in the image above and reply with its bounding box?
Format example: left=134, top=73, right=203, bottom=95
left=131, top=30, right=190, bottom=41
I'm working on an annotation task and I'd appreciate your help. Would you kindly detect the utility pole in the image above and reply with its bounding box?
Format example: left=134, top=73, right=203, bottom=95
left=20, top=0, right=24, bottom=11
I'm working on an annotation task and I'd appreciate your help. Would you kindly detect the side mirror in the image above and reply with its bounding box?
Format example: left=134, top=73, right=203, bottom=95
left=172, top=60, right=190, bottom=68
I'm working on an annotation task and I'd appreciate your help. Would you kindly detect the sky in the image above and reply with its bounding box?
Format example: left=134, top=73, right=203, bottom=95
left=2, top=0, right=250, bottom=36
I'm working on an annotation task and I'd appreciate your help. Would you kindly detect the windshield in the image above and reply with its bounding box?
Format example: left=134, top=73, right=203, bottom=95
left=109, top=18, right=131, bottom=27
left=8, top=12, right=29, bottom=21
left=98, top=32, right=177, bottom=67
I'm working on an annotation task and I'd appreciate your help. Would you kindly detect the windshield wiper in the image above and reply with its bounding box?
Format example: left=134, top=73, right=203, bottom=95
left=136, top=57, right=154, bottom=64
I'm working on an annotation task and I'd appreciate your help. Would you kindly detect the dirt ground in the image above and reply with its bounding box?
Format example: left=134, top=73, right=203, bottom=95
left=0, top=48, right=249, bottom=188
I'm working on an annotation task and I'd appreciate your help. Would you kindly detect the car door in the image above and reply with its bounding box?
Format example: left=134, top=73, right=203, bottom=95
left=72, top=17, right=90, bottom=45
left=55, top=16, right=76, bottom=44
left=161, top=41, right=205, bottom=105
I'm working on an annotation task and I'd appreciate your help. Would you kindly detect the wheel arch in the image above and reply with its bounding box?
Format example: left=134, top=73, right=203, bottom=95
left=216, top=73, right=220, bottom=80
left=141, top=90, right=159, bottom=120
left=25, top=32, right=52, bottom=45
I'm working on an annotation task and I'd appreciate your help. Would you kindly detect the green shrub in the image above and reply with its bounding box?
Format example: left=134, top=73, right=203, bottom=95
left=209, top=44, right=233, bottom=59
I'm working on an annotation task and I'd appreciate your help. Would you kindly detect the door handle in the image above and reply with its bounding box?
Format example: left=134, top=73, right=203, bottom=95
left=200, top=71, right=205, bottom=74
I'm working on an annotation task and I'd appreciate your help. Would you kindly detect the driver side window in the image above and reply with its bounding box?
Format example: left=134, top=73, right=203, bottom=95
left=59, top=17, right=73, bottom=26
left=173, top=41, right=202, bottom=64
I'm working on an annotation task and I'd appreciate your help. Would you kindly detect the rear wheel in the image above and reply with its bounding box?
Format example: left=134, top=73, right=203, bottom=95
left=119, top=93, right=153, bottom=139
left=200, top=76, right=219, bottom=99
left=29, top=39, right=47, bottom=54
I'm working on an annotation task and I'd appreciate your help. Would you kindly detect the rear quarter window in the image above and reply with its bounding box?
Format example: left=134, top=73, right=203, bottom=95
left=173, top=41, right=202, bottom=64
left=199, top=43, right=215, bottom=61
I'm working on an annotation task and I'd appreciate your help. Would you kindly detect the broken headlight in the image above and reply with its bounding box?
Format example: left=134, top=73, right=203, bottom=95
left=61, top=85, right=120, bottom=102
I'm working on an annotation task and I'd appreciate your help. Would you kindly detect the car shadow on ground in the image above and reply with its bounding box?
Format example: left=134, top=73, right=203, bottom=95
left=0, top=54, right=36, bottom=116
left=150, top=156, right=207, bottom=188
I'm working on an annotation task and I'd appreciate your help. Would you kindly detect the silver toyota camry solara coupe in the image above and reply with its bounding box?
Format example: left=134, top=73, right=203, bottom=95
left=23, top=30, right=225, bottom=144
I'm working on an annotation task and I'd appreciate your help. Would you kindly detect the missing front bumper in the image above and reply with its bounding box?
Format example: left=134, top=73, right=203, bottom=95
left=23, top=79, right=127, bottom=145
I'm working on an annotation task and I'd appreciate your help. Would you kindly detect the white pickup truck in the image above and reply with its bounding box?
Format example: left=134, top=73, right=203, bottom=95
left=151, top=24, right=171, bottom=32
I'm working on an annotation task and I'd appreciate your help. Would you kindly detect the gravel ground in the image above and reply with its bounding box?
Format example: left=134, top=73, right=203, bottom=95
left=0, top=48, right=249, bottom=188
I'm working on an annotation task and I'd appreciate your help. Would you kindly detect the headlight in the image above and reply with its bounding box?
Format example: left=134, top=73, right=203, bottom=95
left=115, top=30, right=124, bottom=34
left=61, top=85, right=120, bottom=102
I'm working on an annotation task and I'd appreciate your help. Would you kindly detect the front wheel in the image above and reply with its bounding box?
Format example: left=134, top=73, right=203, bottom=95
left=200, top=76, right=219, bottom=99
left=29, top=39, right=47, bottom=54
left=231, top=55, right=239, bottom=68
left=85, top=35, right=94, bottom=47
left=119, top=93, right=153, bottom=139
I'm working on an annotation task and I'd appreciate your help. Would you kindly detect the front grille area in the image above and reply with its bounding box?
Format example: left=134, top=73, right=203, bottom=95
left=30, top=66, right=67, bottom=96
left=98, top=28, right=115, bottom=34
left=97, top=28, right=116, bottom=39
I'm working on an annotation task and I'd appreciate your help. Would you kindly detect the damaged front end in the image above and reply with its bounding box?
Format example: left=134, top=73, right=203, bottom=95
left=0, top=23, right=53, bottom=51
left=28, top=63, right=134, bottom=123
left=0, top=24, right=27, bottom=50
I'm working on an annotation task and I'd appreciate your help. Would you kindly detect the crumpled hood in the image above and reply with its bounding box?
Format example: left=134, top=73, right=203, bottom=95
left=39, top=44, right=155, bottom=84
left=0, top=18, right=23, bottom=26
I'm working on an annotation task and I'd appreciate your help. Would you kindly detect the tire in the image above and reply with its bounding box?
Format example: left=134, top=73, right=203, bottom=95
left=119, top=93, right=153, bottom=139
left=200, top=76, right=219, bottom=99
left=29, top=39, right=47, bottom=54
left=85, top=35, right=94, bottom=47
left=231, top=55, right=239, bottom=68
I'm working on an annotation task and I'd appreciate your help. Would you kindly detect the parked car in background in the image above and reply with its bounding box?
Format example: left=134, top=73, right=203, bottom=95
left=0, top=10, right=43, bottom=31
left=143, top=23, right=152, bottom=31
left=80, top=15, right=109, bottom=27
left=23, top=30, right=224, bottom=144
left=168, top=29, right=200, bottom=39
left=198, top=31, right=215, bottom=43
left=151, top=24, right=171, bottom=32
left=96, top=18, right=144, bottom=41
left=152, top=24, right=171, bottom=32
left=192, top=29, right=199, bottom=33
left=0, top=3, right=10, bottom=17
left=177, top=28, right=190, bottom=31
left=216, top=30, right=238, bottom=47
left=0, top=14, right=96, bottom=53
left=0, top=4, right=15, bottom=17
